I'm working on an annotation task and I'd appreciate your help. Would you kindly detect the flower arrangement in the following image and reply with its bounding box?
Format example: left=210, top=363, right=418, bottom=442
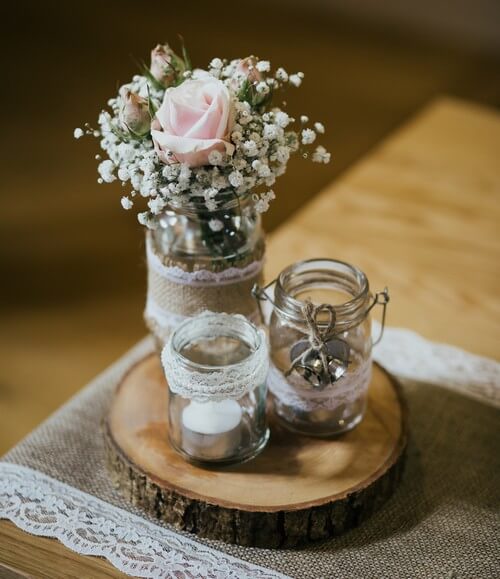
left=75, top=42, right=330, bottom=232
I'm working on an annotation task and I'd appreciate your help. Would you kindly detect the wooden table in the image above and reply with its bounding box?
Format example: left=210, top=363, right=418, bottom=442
left=1, top=97, right=499, bottom=577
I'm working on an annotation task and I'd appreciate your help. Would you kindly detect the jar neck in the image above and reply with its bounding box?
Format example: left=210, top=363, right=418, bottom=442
left=274, top=259, right=371, bottom=332
left=165, top=191, right=253, bottom=219
left=152, top=189, right=263, bottom=266
left=171, top=313, right=262, bottom=372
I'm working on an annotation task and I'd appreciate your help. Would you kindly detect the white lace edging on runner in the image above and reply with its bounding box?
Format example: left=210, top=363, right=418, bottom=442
left=373, top=325, right=500, bottom=408
left=0, top=463, right=288, bottom=579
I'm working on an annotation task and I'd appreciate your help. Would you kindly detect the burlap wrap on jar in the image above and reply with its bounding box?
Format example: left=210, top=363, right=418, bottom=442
left=144, top=232, right=265, bottom=346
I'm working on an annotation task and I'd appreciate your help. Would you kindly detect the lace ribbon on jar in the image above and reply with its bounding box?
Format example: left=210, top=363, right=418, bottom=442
left=161, top=312, right=269, bottom=402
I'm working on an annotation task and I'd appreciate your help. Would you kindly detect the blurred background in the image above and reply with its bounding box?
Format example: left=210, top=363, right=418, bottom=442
left=1, top=0, right=499, bottom=453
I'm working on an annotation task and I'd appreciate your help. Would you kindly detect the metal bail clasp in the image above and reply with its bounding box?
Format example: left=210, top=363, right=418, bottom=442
left=251, top=279, right=278, bottom=325
left=368, top=287, right=390, bottom=346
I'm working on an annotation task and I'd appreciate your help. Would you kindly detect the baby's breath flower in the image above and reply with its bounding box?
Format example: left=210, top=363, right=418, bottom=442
left=275, top=67, right=288, bottom=82
left=209, top=218, right=224, bottom=232
left=300, top=115, right=309, bottom=124
left=148, top=196, right=166, bottom=214
left=255, top=199, right=267, bottom=213
left=228, top=170, right=244, bottom=187
left=238, top=110, right=252, bottom=125
left=301, top=128, right=316, bottom=145
left=257, top=163, right=271, bottom=178
left=210, top=58, right=223, bottom=69
left=73, top=128, right=84, bottom=139
left=275, top=145, right=290, bottom=164
left=263, top=123, right=282, bottom=141
left=162, top=164, right=179, bottom=180
left=178, top=164, right=192, bottom=181
left=274, top=111, right=291, bottom=128
left=98, top=160, right=116, bottom=183
left=289, top=73, right=303, bottom=87
left=212, top=173, right=228, bottom=190
left=256, top=82, right=270, bottom=95
left=256, top=60, right=270, bottom=72
left=233, top=158, right=248, bottom=170
left=243, top=140, right=258, bottom=157
left=312, top=145, right=331, bottom=164
left=314, top=122, right=325, bottom=134
left=208, top=150, right=223, bottom=165
left=117, top=167, right=129, bottom=181
left=137, top=211, right=152, bottom=227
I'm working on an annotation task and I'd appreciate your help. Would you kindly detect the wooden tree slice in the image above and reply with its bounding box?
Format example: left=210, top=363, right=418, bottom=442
left=104, top=354, right=407, bottom=547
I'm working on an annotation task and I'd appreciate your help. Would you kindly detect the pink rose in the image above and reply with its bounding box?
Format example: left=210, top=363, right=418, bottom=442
left=119, top=90, right=150, bottom=136
left=150, top=44, right=177, bottom=87
left=151, top=77, right=235, bottom=167
left=230, top=57, right=262, bottom=93
left=236, top=56, right=262, bottom=84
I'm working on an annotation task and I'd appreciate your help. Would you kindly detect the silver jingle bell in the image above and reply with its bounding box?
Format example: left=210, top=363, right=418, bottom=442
left=289, top=337, right=350, bottom=389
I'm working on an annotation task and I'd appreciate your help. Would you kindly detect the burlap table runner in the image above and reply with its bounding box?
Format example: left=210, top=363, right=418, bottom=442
left=1, top=332, right=499, bottom=578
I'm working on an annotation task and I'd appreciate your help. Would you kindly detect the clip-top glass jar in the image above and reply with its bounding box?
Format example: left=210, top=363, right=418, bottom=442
left=254, top=259, right=389, bottom=437
left=161, top=312, right=269, bottom=466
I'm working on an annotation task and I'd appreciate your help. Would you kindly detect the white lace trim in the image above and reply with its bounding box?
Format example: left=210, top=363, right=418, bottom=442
left=373, top=325, right=500, bottom=408
left=268, top=358, right=372, bottom=411
left=147, top=235, right=264, bottom=287
left=0, top=463, right=288, bottom=579
left=162, top=313, right=269, bottom=401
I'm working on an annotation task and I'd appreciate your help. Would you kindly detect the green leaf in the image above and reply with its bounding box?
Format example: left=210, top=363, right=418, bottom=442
left=238, top=79, right=253, bottom=104
left=178, top=35, right=192, bottom=71
left=147, top=86, right=158, bottom=118
left=109, top=123, right=132, bottom=142
left=142, top=63, right=167, bottom=91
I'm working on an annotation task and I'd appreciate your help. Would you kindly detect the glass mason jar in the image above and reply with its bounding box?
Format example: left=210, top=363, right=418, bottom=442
left=145, top=193, right=265, bottom=346
left=161, top=312, right=270, bottom=466
left=254, top=259, right=389, bottom=437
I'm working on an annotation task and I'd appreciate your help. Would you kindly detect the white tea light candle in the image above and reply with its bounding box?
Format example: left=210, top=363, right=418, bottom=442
left=181, top=400, right=243, bottom=461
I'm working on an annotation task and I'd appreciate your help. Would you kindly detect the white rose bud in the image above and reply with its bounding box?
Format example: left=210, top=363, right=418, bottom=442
left=150, top=43, right=177, bottom=87
left=119, top=90, right=151, bottom=137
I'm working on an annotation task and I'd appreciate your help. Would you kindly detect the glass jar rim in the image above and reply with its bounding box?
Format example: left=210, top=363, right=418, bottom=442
left=169, top=312, right=265, bottom=372
left=274, top=258, right=371, bottom=330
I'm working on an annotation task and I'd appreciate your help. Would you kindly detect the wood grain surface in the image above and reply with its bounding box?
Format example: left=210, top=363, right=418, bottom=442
left=1, top=97, right=499, bottom=575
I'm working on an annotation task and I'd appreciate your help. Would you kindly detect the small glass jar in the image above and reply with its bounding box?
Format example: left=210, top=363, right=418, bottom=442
left=254, top=259, right=389, bottom=437
left=161, top=312, right=269, bottom=466
left=145, top=193, right=265, bottom=345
